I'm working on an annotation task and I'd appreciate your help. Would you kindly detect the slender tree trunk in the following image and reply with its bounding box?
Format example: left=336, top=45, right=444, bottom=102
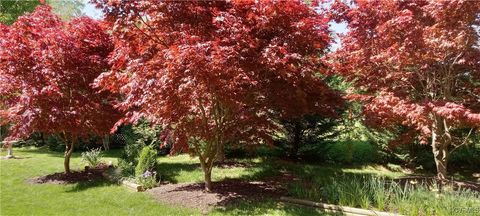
left=204, top=167, right=212, bottom=192
left=289, top=121, right=302, bottom=159
left=216, top=142, right=225, bottom=163
left=6, top=143, right=13, bottom=158
left=102, top=135, right=110, bottom=151
left=40, top=133, right=46, bottom=146
left=64, top=141, right=75, bottom=174
left=431, top=115, right=449, bottom=180
left=200, top=160, right=213, bottom=191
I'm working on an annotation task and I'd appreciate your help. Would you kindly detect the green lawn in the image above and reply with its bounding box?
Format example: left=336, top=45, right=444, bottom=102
left=2, top=147, right=478, bottom=216
left=0, top=147, right=198, bottom=216
left=0, top=148, right=333, bottom=215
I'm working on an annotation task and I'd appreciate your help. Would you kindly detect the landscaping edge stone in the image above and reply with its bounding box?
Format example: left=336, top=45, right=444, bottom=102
left=122, top=180, right=144, bottom=192
left=280, top=197, right=403, bottom=216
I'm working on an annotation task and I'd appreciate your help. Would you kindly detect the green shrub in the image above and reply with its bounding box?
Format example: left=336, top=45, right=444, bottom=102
left=136, top=170, right=158, bottom=189
left=118, top=138, right=146, bottom=176
left=135, top=146, right=158, bottom=177
left=449, top=145, right=480, bottom=170
left=275, top=114, right=340, bottom=161
left=46, top=135, right=65, bottom=152
left=81, top=148, right=103, bottom=167
left=325, top=141, right=377, bottom=165
left=117, top=119, right=169, bottom=177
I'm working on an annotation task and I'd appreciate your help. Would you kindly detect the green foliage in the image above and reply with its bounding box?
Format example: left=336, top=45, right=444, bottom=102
left=48, top=0, right=84, bottom=21
left=117, top=119, right=166, bottom=177
left=132, top=120, right=168, bottom=154
left=81, top=148, right=103, bottom=167
left=118, top=119, right=167, bottom=155
left=449, top=140, right=480, bottom=171
left=46, top=135, right=65, bottom=152
left=117, top=139, right=145, bottom=176
left=0, top=0, right=85, bottom=24
left=136, top=170, right=158, bottom=189
left=0, top=125, right=7, bottom=141
left=276, top=114, right=340, bottom=161
left=44, top=134, right=106, bottom=152
left=135, top=146, right=158, bottom=177
left=325, top=141, right=378, bottom=165
left=0, top=0, right=40, bottom=25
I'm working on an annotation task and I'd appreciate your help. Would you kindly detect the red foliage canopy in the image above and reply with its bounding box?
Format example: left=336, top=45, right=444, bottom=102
left=331, top=0, right=480, bottom=145
left=0, top=6, right=120, bottom=141
left=93, top=0, right=343, bottom=153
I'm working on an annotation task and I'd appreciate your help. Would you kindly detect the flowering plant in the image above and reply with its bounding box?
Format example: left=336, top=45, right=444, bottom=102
left=137, top=170, right=158, bottom=189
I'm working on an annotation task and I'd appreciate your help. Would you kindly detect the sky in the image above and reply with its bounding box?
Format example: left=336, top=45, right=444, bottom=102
left=80, top=1, right=348, bottom=50
left=82, top=0, right=102, bottom=19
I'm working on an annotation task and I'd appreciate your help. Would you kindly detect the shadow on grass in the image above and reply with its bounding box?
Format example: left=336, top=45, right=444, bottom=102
left=236, top=159, right=282, bottom=181
left=156, top=163, right=200, bottom=183
left=13, top=147, right=122, bottom=160
left=65, top=180, right=118, bottom=193
left=13, top=146, right=66, bottom=158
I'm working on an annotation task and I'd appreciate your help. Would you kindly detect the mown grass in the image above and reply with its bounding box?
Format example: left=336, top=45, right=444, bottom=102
left=0, top=148, right=332, bottom=215
left=2, top=147, right=478, bottom=216
left=0, top=147, right=199, bottom=216
left=156, top=154, right=277, bottom=183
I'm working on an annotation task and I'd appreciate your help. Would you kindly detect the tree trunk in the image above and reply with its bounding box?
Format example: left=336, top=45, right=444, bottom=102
left=431, top=115, right=449, bottom=180
left=102, top=135, right=110, bottom=151
left=289, top=121, right=302, bottom=159
left=216, top=143, right=225, bottom=164
left=200, top=161, right=213, bottom=191
left=40, top=133, right=46, bottom=146
left=204, top=168, right=212, bottom=192
left=6, top=143, right=13, bottom=158
left=64, top=141, right=74, bottom=174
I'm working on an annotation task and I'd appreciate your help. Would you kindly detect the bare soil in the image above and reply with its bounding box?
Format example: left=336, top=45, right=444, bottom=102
left=147, top=172, right=296, bottom=213
left=28, top=164, right=111, bottom=185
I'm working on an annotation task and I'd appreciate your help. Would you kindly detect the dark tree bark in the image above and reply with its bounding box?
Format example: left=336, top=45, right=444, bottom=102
left=64, top=141, right=75, bottom=174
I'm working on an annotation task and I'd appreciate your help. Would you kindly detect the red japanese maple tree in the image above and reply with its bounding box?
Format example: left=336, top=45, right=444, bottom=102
left=0, top=6, right=120, bottom=173
left=330, top=0, right=480, bottom=179
left=93, top=0, right=342, bottom=190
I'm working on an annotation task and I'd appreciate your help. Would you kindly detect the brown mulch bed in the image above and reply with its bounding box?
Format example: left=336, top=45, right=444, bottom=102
left=28, top=164, right=111, bottom=185
left=148, top=172, right=295, bottom=213
left=395, top=176, right=480, bottom=192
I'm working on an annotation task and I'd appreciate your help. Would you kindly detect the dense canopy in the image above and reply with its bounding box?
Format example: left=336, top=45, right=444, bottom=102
left=0, top=6, right=120, bottom=172
left=330, top=0, right=480, bottom=179
left=93, top=0, right=343, bottom=190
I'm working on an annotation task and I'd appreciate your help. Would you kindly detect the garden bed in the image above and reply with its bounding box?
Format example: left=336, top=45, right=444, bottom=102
left=28, top=164, right=112, bottom=184
left=147, top=174, right=293, bottom=213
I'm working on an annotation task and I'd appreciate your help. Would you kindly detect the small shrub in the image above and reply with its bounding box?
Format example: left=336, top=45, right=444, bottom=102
left=81, top=148, right=103, bottom=167
left=117, top=120, right=167, bottom=177
left=118, top=139, right=145, bottom=176
left=136, top=170, right=158, bottom=189
left=135, top=146, right=158, bottom=177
